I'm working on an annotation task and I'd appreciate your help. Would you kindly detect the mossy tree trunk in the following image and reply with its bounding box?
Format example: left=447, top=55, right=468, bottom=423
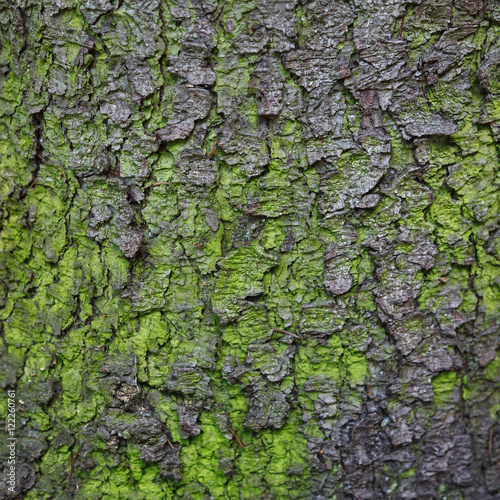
left=1, top=0, right=500, bottom=498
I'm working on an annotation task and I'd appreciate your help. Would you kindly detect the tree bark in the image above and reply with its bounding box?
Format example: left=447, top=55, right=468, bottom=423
left=1, top=0, right=500, bottom=498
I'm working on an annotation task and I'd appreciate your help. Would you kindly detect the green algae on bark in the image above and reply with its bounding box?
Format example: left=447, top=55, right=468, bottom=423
left=1, top=0, right=500, bottom=499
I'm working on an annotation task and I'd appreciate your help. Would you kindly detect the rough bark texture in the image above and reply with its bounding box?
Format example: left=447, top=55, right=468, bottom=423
left=1, top=0, right=500, bottom=499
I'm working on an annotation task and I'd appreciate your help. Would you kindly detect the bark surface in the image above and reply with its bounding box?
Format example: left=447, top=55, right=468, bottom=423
left=1, top=0, right=500, bottom=499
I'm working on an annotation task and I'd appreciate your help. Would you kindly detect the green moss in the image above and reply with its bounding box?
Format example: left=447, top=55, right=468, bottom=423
left=261, top=218, right=287, bottom=251
left=485, top=352, right=500, bottom=381
left=432, top=371, right=459, bottom=405
left=400, top=467, right=416, bottom=479
left=344, top=351, right=368, bottom=386
left=429, top=190, right=462, bottom=233
left=212, top=242, right=278, bottom=322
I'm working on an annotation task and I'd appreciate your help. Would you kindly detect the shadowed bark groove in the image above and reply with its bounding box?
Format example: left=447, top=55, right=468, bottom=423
left=0, top=0, right=499, bottom=498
